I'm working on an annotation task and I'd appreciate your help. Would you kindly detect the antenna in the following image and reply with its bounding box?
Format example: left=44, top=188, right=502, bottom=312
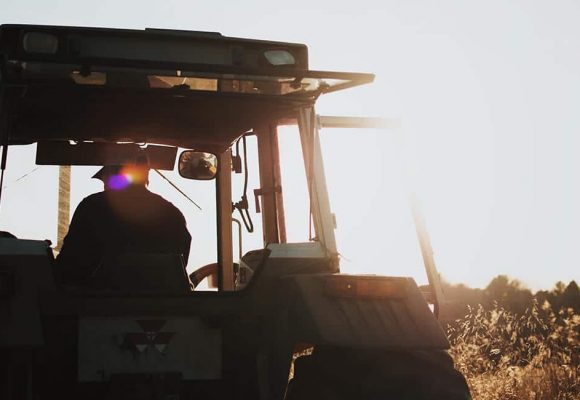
left=153, top=169, right=202, bottom=211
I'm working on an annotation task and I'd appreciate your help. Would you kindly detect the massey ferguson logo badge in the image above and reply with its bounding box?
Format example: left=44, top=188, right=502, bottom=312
left=122, top=320, right=175, bottom=354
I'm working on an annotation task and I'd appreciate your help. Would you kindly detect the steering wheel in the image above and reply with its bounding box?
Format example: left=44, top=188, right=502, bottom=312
left=189, top=263, right=219, bottom=289
left=189, top=262, right=242, bottom=289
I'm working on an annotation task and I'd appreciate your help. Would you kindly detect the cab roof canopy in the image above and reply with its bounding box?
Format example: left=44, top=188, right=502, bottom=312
left=0, top=24, right=374, bottom=152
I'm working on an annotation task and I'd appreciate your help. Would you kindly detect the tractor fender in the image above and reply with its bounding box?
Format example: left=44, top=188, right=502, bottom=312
left=284, top=274, right=449, bottom=350
left=0, top=238, right=56, bottom=347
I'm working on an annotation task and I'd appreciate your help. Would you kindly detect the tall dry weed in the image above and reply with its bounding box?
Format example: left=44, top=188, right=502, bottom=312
left=448, top=302, right=579, bottom=400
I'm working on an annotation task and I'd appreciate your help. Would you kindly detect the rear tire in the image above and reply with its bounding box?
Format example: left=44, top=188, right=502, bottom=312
left=286, top=347, right=471, bottom=400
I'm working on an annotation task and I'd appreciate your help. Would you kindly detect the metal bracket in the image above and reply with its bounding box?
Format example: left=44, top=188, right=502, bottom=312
left=253, top=186, right=282, bottom=213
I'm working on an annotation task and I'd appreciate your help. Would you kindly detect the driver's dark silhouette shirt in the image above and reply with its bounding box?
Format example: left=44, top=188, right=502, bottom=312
left=56, top=184, right=191, bottom=286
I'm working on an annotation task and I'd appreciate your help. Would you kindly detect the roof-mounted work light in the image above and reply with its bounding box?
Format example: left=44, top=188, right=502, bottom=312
left=263, top=50, right=296, bottom=66
left=22, top=32, right=58, bottom=54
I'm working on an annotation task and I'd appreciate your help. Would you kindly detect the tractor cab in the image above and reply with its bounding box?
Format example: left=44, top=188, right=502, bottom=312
left=0, top=25, right=469, bottom=400
left=0, top=24, right=375, bottom=291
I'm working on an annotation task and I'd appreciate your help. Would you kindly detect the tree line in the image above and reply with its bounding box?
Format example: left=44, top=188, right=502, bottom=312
left=439, top=275, right=579, bottom=322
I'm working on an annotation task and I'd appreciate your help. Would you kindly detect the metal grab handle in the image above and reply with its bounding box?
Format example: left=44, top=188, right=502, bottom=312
left=253, top=186, right=281, bottom=213
left=233, top=195, right=253, bottom=233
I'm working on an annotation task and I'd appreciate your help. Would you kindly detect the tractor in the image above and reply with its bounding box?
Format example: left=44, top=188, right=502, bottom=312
left=0, top=24, right=470, bottom=399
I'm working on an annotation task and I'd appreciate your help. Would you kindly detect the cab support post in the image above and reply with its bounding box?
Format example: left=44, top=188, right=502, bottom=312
left=0, top=87, right=9, bottom=214
left=271, top=124, right=287, bottom=244
left=56, top=166, right=71, bottom=251
left=216, top=149, right=235, bottom=290
left=256, top=123, right=281, bottom=245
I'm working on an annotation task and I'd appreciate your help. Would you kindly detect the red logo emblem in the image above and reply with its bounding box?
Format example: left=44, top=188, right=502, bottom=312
left=122, top=320, right=175, bottom=354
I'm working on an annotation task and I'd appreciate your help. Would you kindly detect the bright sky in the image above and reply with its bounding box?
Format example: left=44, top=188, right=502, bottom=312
left=2, top=0, right=579, bottom=290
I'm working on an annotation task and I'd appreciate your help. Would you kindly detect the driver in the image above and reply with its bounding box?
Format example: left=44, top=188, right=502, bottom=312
left=55, top=155, right=192, bottom=286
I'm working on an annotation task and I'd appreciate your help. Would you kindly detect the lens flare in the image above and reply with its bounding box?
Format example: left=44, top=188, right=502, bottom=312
left=107, top=173, right=131, bottom=190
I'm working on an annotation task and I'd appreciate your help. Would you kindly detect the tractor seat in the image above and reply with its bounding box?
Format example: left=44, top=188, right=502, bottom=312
left=90, top=253, right=192, bottom=294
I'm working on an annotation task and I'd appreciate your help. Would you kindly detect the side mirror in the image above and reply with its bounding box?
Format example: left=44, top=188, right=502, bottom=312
left=178, top=151, right=218, bottom=180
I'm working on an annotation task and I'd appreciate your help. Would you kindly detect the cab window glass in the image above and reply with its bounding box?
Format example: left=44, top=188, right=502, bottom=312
left=318, top=128, right=427, bottom=285
left=0, top=144, right=58, bottom=242
left=229, top=127, right=312, bottom=259
left=277, top=126, right=312, bottom=243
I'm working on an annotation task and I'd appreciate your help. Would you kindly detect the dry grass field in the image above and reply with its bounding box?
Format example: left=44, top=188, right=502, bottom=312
left=448, top=303, right=579, bottom=400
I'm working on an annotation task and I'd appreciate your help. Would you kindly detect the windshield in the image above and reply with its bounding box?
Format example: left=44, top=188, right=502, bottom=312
left=0, top=125, right=430, bottom=287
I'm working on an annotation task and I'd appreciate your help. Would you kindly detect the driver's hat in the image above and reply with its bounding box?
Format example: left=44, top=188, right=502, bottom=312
left=92, top=165, right=123, bottom=181
left=92, top=152, right=150, bottom=182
